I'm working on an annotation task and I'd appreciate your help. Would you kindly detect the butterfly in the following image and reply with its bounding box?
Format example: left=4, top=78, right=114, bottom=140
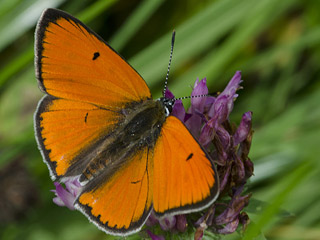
left=34, top=8, right=219, bottom=236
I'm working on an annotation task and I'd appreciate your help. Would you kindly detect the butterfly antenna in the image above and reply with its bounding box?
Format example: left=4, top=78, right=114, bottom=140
left=175, top=94, right=210, bottom=101
left=163, top=30, right=176, bottom=97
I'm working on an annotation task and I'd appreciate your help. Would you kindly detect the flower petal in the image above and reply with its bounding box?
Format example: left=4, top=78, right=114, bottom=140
left=146, top=211, right=159, bottom=227
left=208, top=71, right=242, bottom=121
left=53, top=182, right=76, bottom=210
left=164, top=88, right=175, bottom=99
left=216, top=126, right=231, bottom=150
left=172, top=100, right=185, bottom=122
left=64, top=178, right=81, bottom=196
left=217, top=218, right=239, bottom=234
left=199, top=117, right=216, bottom=146
left=159, top=215, right=176, bottom=231
left=191, top=78, right=208, bottom=112
left=219, top=162, right=232, bottom=192
left=233, top=111, right=252, bottom=146
left=215, top=189, right=251, bottom=225
left=176, top=215, right=187, bottom=232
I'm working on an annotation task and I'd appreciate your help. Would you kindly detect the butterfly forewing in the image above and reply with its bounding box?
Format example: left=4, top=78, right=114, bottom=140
left=35, top=8, right=151, bottom=109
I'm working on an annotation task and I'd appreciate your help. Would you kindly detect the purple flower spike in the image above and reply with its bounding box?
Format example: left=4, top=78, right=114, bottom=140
left=233, top=111, right=252, bottom=146
left=52, top=178, right=81, bottom=210
left=159, top=215, right=176, bottom=231
left=191, top=71, right=252, bottom=236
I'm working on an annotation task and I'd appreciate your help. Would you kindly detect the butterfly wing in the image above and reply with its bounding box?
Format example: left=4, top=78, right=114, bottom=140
left=35, top=8, right=151, bottom=109
left=153, top=116, right=219, bottom=216
left=75, top=147, right=153, bottom=236
left=34, top=8, right=151, bottom=180
left=34, top=96, right=122, bottom=179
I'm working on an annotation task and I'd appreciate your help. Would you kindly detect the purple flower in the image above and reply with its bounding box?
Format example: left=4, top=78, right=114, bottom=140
left=51, top=178, right=81, bottom=210
left=208, top=71, right=242, bottom=120
left=146, top=211, right=159, bottom=227
left=234, top=112, right=252, bottom=146
left=169, top=71, right=253, bottom=238
left=217, top=218, right=239, bottom=234
left=190, top=78, right=209, bottom=112
left=159, top=215, right=176, bottom=231
left=171, top=99, right=185, bottom=122
left=214, top=186, right=251, bottom=225
left=185, top=78, right=209, bottom=137
left=175, top=215, right=188, bottom=232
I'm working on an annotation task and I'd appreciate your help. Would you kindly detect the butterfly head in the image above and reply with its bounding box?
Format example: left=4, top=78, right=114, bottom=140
left=159, top=97, right=175, bottom=116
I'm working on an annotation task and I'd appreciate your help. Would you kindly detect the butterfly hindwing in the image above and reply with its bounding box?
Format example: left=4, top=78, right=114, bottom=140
left=34, top=95, right=122, bottom=180
left=75, top=147, right=153, bottom=235
left=153, top=116, right=219, bottom=216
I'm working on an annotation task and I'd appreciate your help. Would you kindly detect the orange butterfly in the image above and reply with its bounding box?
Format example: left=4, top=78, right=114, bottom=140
left=34, top=8, right=219, bottom=236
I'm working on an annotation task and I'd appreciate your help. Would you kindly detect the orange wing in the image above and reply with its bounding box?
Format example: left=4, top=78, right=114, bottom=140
left=75, top=148, right=153, bottom=236
left=34, top=8, right=151, bottom=180
left=35, top=8, right=151, bottom=109
left=35, top=96, right=122, bottom=179
left=153, top=116, right=219, bottom=216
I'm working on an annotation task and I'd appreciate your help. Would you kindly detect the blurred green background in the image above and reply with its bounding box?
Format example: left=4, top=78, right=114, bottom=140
left=0, top=0, right=320, bottom=239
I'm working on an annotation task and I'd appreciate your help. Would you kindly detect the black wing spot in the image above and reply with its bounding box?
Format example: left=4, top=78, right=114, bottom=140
left=186, top=153, right=193, bottom=161
left=131, top=180, right=141, bottom=184
left=84, top=112, right=88, bottom=123
left=92, top=52, right=100, bottom=60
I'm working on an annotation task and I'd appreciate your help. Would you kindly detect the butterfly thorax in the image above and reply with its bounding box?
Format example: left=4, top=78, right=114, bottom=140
left=80, top=98, right=171, bottom=183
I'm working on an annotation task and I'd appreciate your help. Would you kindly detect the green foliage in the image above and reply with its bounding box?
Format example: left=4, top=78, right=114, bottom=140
left=1, top=0, right=320, bottom=239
